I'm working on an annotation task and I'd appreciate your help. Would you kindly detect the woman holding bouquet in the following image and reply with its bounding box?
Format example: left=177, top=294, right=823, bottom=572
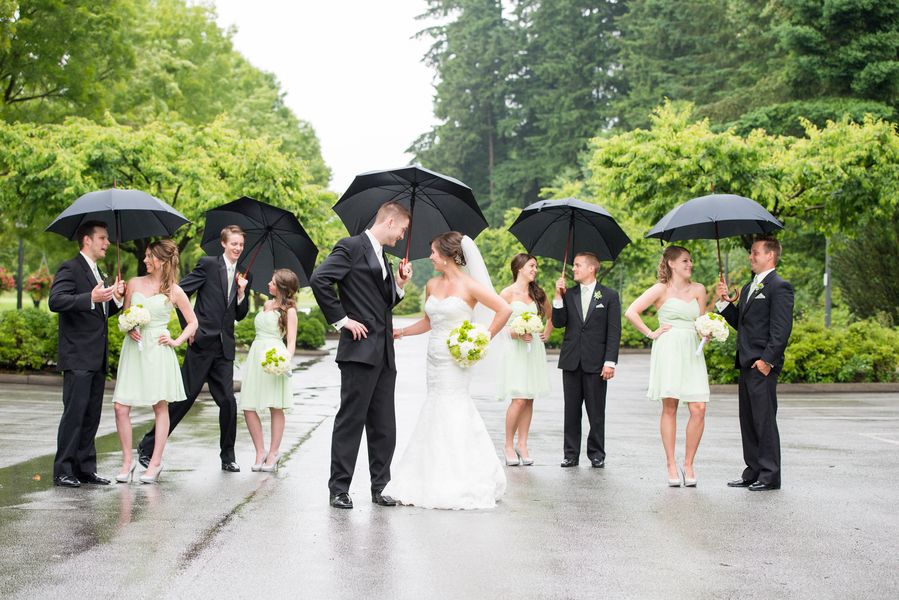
left=624, top=246, right=709, bottom=487
left=112, top=240, right=197, bottom=484
left=498, top=254, right=552, bottom=466
left=386, top=231, right=512, bottom=509
left=240, top=269, right=299, bottom=472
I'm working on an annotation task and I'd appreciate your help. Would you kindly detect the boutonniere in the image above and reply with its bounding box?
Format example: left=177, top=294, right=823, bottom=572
left=593, top=289, right=603, bottom=301
left=756, top=282, right=765, bottom=293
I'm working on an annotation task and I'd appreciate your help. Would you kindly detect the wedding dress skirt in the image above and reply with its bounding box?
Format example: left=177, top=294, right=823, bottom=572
left=383, top=296, right=506, bottom=509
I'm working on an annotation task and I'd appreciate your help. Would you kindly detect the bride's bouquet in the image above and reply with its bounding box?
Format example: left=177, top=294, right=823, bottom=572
left=694, top=312, right=729, bottom=355
left=509, top=311, right=543, bottom=352
left=118, top=304, right=151, bottom=351
left=446, top=320, right=491, bottom=368
left=261, top=348, right=291, bottom=377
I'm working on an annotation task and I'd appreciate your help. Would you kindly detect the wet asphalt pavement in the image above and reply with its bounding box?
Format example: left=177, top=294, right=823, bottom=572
left=1, top=322, right=897, bottom=599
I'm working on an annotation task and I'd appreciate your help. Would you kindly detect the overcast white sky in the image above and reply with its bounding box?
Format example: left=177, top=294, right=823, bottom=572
left=212, top=1, right=439, bottom=195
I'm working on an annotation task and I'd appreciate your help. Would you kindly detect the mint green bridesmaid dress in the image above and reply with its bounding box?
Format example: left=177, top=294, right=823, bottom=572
left=500, top=301, right=550, bottom=401
left=646, top=298, right=710, bottom=403
left=239, top=310, right=292, bottom=412
left=112, top=292, right=187, bottom=406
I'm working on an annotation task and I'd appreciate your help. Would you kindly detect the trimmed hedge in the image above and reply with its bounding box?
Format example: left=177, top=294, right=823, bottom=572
left=0, top=308, right=59, bottom=370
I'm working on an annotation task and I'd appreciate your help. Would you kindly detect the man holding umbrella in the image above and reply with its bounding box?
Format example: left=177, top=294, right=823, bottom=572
left=717, top=236, right=793, bottom=491
left=137, top=225, right=252, bottom=472
left=49, top=221, right=125, bottom=487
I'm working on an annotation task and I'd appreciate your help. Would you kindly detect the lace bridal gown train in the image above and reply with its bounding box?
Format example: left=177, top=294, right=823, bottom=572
left=383, top=295, right=506, bottom=509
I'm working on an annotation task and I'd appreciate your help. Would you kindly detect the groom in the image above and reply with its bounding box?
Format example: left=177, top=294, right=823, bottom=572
left=552, top=252, right=621, bottom=468
left=310, top=201, right=412, bottom=509
left=717, top=236, right=793, bottom=491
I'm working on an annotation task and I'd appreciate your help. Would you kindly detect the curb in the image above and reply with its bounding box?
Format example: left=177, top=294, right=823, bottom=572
left=710, top=382, right=899, bottom=394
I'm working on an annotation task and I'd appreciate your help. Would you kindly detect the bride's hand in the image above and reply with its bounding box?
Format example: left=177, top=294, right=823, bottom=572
left=394, top=327, right=405, bottom=340
left=648, top=324, right=672, bottom=340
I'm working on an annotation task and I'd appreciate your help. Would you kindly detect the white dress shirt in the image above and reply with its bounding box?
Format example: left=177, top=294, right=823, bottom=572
left=81, top=252, right=123, bottom=311
left=552, top=279, right=615, bottom=369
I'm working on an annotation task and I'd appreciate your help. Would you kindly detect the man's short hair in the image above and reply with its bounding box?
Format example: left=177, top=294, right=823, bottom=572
left=220, top=225, right=246, bottom=243
left=374, top=201, right=412, bottom=224
left=754, top=235, right=782, bottom=263
left=574, top=252, right=600, bottom=271
left=76, top=220, right=108, bottom=249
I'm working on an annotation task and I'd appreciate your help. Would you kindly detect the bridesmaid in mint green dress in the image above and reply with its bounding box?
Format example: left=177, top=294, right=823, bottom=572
left=240, top=268, right=299, bottom=472
left=625, top=246, right=710, bottom=488
left=498, top=254, right=553, bottom=466
left=113, top=240, right=197, bottom=484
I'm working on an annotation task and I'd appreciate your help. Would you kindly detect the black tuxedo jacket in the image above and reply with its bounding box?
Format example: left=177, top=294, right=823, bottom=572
left=552, top=283, right=621, bottom=374
left=310, top=234, right=401, bottom=369
left=178, top=255, right=251, bottom=361
left=49, top=255, right=122, bottom=372
left=720, top=270, right=794, bottom=373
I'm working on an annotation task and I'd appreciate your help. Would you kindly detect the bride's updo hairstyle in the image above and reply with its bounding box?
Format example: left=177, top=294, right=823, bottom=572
left=147, top=239, right=180, bottom=301
left=431, top=231, right=466, bottom=266
left=657, top=245, right=689, bottom=284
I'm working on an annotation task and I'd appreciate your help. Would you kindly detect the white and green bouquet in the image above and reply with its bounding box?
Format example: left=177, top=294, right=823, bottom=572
left=446, top=320, right=491, bottom=368
left=509, top=311, right=544, bottom=352
left=694, top=312, right=729, bottom=355
left=261, top=348, right=291, bottom=376
left=118, top=304, right=151, bottom=351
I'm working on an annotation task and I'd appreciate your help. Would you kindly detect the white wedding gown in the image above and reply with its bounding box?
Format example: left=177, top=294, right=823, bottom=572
left=383, top=295, right=507, bottom=509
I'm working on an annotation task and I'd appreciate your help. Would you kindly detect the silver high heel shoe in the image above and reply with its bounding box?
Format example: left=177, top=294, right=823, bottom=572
left=115, top=461, right=136, bottom=483
left=139, top=463, right=164, bottom=484
left=503, top=449, right=520, bottom=466
left=515, top=448, right=534, bottom=466
left=667, top=467, right=682, bottom=487
left=251, top=449, right=267, bottom=472
left=681, top=465, right=697, bottom=487
left=260, top=453, right=281, bottom=473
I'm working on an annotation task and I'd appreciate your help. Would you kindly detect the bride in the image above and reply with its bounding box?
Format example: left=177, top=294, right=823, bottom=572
left=384, top=231, right=513, bottom=509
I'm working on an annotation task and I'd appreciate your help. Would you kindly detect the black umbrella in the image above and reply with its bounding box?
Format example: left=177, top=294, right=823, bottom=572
left=333, top=165, right=488, bottom=261
left=200, top=196, right=318, bottom=294
left=508, top=198, right=631, bottom=277
left=645, top=193, right=783, bottom=300
left=46, top=188, right=190, bottom=276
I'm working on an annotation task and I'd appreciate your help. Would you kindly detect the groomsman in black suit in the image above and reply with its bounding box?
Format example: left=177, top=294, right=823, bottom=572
left=49, top=221, right=124, bottom=487
left=717, top=236, right=793, bottom=491
left=310, top=201, right=412, bottom=509
left=137, top=225, right=251, bottom=472
left=552, top=252, right=621, bottom=468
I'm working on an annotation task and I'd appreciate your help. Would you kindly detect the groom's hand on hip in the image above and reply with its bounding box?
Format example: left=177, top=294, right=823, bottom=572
left=344, top=318, right=368, bottom=340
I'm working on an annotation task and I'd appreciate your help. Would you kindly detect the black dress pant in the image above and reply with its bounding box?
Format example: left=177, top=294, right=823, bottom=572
left=139, top=340, right=237, bottom=462
left=738, top=366, right=781, bottom=485
left=329, top=361, right=397, bottom=495
left=562, top=368, right=607, bottom=461
left=54, top=369, right=106, bottom=478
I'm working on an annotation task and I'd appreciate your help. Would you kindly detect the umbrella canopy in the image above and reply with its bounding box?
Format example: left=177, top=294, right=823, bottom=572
left=200, top=196, right=318, bottom=294
left=645, top=194, right=783, bottom=242
left=333, top=165, right=488, bottom=260
left=508, top=198, right=631, bottom=265
left=45, top=188, right=189, bottom=243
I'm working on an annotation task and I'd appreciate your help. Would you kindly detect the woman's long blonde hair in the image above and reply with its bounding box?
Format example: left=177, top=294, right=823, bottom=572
left=147, top=239, right=180, bottom=301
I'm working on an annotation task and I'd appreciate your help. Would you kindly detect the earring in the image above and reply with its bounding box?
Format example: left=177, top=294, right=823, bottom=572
left=443, top=260, right=448, bottom=266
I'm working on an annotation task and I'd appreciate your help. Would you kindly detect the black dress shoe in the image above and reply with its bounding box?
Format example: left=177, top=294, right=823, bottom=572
left=138, top=453, right=151, bottom=468
left=591, top=458, right=605, bottom=468
left=79, top=473, right=111, bottom=485
left=560, top=458, right=579, bottom=468
left=221, top=461, right=241, bottom=472
left=330, top=492, right=353, bottom=509
left=371, top=490, right=397, bottom=507
left=54, top=474, right=81, bottom=488
left=748, top=481, right=780, bottom=491
left=727, top=478, right=755, bottom=488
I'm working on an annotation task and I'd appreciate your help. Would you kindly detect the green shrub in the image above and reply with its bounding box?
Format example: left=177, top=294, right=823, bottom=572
left=545, top=326, right=565, bottom=349
left=296, top=315, right=326, bottom=349
left=706, top=318, right=899, bottom=384
left=393, top=281, right=422, bottom=315
left=620, top=314, right=657, bottom=349
left=306, top=305, right=330, bottom=331
left=0, top=308, right=59, bottom=370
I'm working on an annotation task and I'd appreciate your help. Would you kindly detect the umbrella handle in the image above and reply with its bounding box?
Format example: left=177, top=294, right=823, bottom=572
left=719, top=271, right=740, bottom=303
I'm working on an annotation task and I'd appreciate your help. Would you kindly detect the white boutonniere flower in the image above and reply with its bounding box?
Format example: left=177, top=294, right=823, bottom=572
left=593, top=289, right=603, bottom=301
